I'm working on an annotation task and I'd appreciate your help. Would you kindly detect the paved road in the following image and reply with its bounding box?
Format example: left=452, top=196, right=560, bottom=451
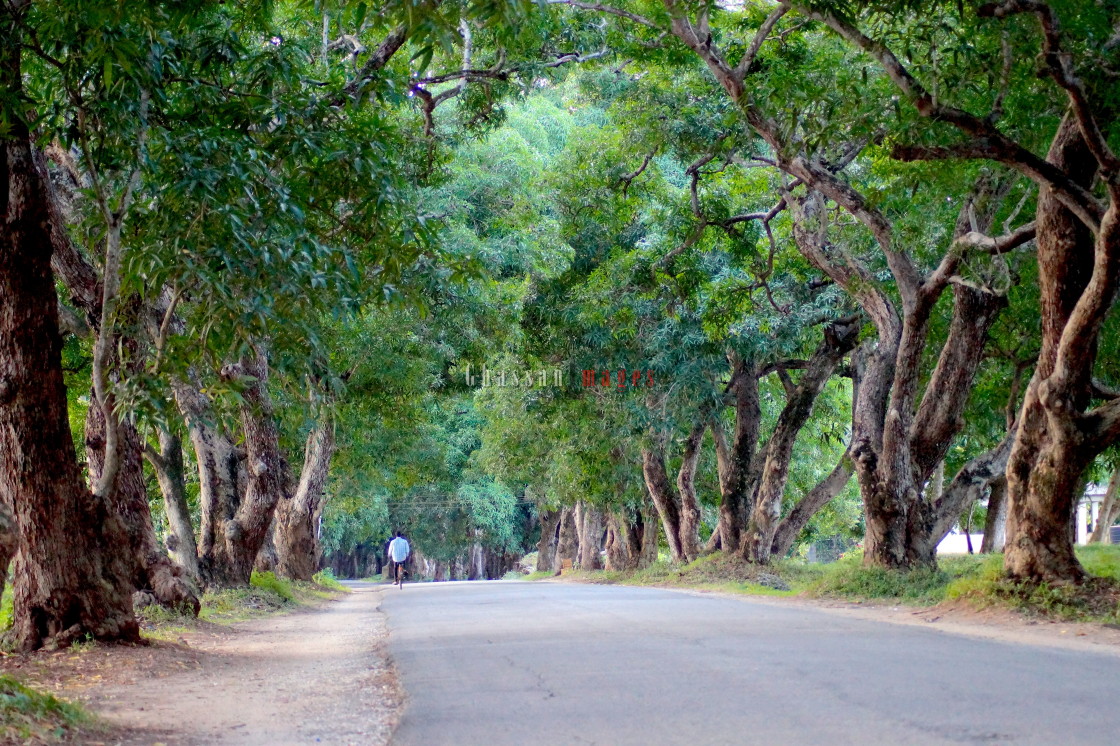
left=381, top=581, right=1120, bottom=745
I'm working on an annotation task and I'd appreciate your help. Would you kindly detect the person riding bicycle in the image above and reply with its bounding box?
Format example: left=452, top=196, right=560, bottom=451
left=387, top=531, right=411, bottom=587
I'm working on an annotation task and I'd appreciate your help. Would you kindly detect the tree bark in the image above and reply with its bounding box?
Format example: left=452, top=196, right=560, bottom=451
left=849, top=283, right=1004, bottom=569
left=275, top=420, right=336, bottom=580
left=173, top=378, right=246, bottom=585
left=642, top=444, right=686, bottom=562
left=554, top=506, right=579, bottom=573
left=86, top=403, right=200, bottom=615
left=604, top=511, right=630, bottom=571
left=536, top=508, right=561, bottom=573
left=712, top=357, right=761, bottom=553
left=639, top=502, right=659, bottom=568
left=467, top=541, right=484, bottom=580
left=577, top=503, right=604, bottom=570
left=254, top=520, right=279, bottom=573
left=182, top=349, right=290, bottom=587
left=675, top=420, right=705, bottom=563
left=742, top=319, right=859, bottom=563
left=981, top=477, right=1009, bottom=553
left=0, top=27, right=138, bottom=646
left=1004, top=115, right=1108, bottom=584
left=145, top=429, right=200, bottom=579
left=217, top=350, right=291, bottom=586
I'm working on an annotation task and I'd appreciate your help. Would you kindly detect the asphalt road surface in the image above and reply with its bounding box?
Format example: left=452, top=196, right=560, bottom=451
left=381, top=581, right=1120, bottom=746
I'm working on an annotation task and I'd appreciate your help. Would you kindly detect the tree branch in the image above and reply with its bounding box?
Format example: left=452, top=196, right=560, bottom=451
left=733, top=3, right=790, bottom=78
left=337, top=24, right=409, bottom=103
left=801, top=3, right=1105, bottom=233
left=620, top=148, right=657, bottom=195
left=547, top=0, right=662, bottom=30
left=980, top=1, right=1120, bottom=177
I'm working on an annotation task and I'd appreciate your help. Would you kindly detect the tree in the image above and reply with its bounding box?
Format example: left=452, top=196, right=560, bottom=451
left=0, top=1, right=139, bottom=649
left=547, top=0, right=1035, bottom=571
left=784, top=1, right=1120, bottom=582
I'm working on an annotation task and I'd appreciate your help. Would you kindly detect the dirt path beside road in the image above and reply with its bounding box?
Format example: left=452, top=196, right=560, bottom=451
left=70, top=582, right=401, bottom=745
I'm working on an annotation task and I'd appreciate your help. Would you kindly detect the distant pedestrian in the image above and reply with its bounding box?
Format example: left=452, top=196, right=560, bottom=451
left=388, top=531, right=411, bottom=588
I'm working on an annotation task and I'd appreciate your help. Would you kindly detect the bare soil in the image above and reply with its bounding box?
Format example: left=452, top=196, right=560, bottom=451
left=0, top=582, right=402, bottom=745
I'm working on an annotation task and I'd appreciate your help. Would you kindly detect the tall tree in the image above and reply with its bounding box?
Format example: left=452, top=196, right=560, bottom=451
left=0, top=1, right=138, bottom=650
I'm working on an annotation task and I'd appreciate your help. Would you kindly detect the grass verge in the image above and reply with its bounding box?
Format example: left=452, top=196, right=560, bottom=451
left=138, top=570, right=347, bottom=640
left=944, top=545, right=1120, bottom=623
left=0, top=674, right=87, bottom=744
left=535, top=553, right=825, bottom=597
left=536, top=546, right=1120, bottom=624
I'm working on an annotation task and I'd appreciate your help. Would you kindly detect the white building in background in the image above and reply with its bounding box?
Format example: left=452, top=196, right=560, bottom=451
left=1077, top=483, right=1116, bottom=545
left=937, top=484, right=1118, bottom=556
left=936, top=532, right=985, bottom=555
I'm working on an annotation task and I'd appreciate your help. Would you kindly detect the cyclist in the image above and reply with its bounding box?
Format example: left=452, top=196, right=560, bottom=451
left=387, top=531, right=411, bottom=588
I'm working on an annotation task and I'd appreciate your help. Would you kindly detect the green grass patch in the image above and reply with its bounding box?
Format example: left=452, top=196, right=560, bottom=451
left=0, top=582, right=12, bottom=631
left=552, top=553, right=827, bottom=597
left=945, top=546, right=1120, bottom=623
left=1076, top=544, right=1120, bottom=582
left=140, top=570, right=345, bottom=639
left=312, top=568, right=348, bottom=592
left=521, top=571, right=555, bottom=581
left=250, top=571, right=294, bottom=601
left=554, top=546, right=1120, bottom=624
left=0, top=674, right=87, bottom=744
left=196, top=572, right=339, bottom=623
left=806, top=554, right=993, bottom=605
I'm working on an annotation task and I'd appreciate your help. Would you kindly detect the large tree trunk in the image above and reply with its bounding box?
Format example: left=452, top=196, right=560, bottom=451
left=467, top=541, right=484, bottom=580
left=535, top=508, right=561, bottom=573
left=604, top=511, right=630, bottom=571
left=146, top=429, right=200, bottom=579
left=174, top=379, right=245, bottom=587
left=861, top=285, right=1005, bottom=569
left=1006, top=413, right=1096, bottom=582
left=788, top=182, right=1007, bottom=571
left=86, top=404, right=200, bottom=615
left=712, top=357, right=762, bottom=553
left=275, top=420, right=336, bottom=580
left=639, top=503, right=659, bottom=568
left=35, top=120, right=197, bottom=615
left=0, top=55, right=138, bottom=648
left=554, top=506, right=579, bottom=573
left=642, top=445, right=686, bottom=562
left=981, top=477, right=1009, bottom=553
left=672, top=418, right=707, bottom=557
left=675, top=420, right=705, bottom=563
left=183, top=350, right=290, bottom=588
left=1004, top=116, right=1109, bottom=584
left=219, top=350, right=291, bottom=585
left=742, top=319, right=859, bottom=563
left=577, top=503, right=603, bottom=570
left=254, top=520, right=279, bottom=573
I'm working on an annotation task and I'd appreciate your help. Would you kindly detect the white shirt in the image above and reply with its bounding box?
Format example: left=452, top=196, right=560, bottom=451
left=388, top=536, right=410, bottom=563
